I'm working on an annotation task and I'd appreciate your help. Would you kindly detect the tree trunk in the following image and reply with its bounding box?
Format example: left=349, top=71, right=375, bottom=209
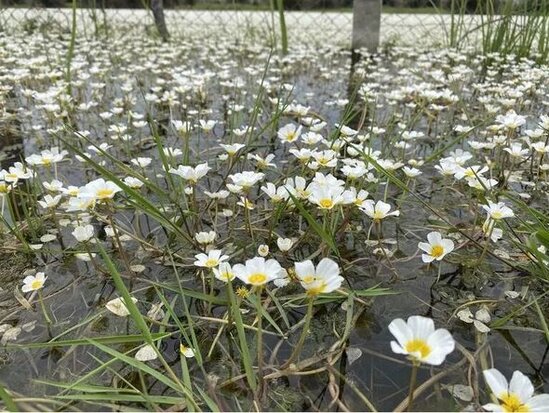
left=151, top=0, right=170, bottom=42
left=352, top=0, right=381, bottom=53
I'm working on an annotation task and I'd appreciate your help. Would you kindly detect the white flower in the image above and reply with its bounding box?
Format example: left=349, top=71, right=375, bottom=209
left=72, top=224, right=95, bottom=242
left=169, top=163, right=211, bottom=183
left=172, top=120, right=193, bottom=134
left=135, top=345, right=158, bottom=362
left=388, top=315, right=455, bottom=365
left=38, top=194, right=62, bottom=209
left=418, top=232, right=454, bottom=263
left=212, top=262, right=235, bottom=282
left=105, top=297, right=138, bottom=317
left=495, top=110, right=526, bottom=130
left=294, top=258, right=343, bottom=296
left=277, top=123, right=302, bottom=143
left=194, top=249, right=229, bottom=268
left=308, top=185, right=345, bottom=210
left=22, top=272, right=47, bottom=293
left=80, top=178, right=122, bottom=201
left=483, top=369, right=549, bottom=412
left=124, top=176, right=144, bottom=188
left=276, top=237, right=294, bottom=252
left=483, top=201, right=514, bottom=220
left=360, top=200, right=400, bottom=220
left=228, top=171, right=265, bottom=189
left=25, top=147, right=67, bottom=166
left=43, top=179, right=64, bottom=192
left=233, top=257, right=283, bottom=286
left=194, top=231, right=216, bottom=244
left=257, top=244, right=269, bottom=257
left=220, top=143, right=245, bottom=156
left=130, top=157, right=152, bottom=168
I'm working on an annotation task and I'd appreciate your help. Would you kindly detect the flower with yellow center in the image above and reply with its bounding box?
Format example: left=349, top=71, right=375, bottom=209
left=360, top=200, right=400, bottom=221
left=80, top=178, right=122, bottom=202
left=483, top=201, right=514, bottom=221
left=308, top=186, right=345, bottom=210
left=194, top=249, right=229, bottom=269
left=418, top=231, right=455, bottom=263
left=389, top=315, right=455, bottom=365
left=233, top=256, right=283, bottom=287
left=483, top=368, right=549, bottom=412
left=22, top=272, right=47, bottom=293
left=277, top=123, right=302, bottom=144
left=294, top=258, right=343, bottom=297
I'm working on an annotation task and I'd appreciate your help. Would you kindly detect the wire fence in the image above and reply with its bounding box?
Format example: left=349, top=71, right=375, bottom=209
left=0, top=1, right=454, bottom=47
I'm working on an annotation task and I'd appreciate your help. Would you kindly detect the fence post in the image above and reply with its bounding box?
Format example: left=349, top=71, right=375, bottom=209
left=151, top=0, right=170, bottom=42
left=352, top=0, right=381, bottom=52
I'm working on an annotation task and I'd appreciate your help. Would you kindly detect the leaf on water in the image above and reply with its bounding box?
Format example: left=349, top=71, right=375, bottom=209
left=346, top=347, right=362, bottom=365
left=450, top=384, right=474, bottom=401
left=1, top=327, right=21, bottom=345
left=505, top=290, right=520, bottom=299
left=147, top=303, right=165, bottom=321
left=21, top=320, right=37, bottom=333
left=457, top=308, right=474, bottom=323
left=135, top=345, right=158, bottom=362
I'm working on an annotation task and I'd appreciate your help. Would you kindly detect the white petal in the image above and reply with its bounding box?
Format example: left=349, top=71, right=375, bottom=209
left=509, top=371, right=534, bottom=402
left=482, top=403, right=505, bottom=412
left=527, top=394, right=549, bottom=411
left=390, top=340, right=408, bottom=355
left=483, top=369, right=509, bottom=398
left=424, top=329, right=455, bottom=365
left=316, top=258, right=340, bottom=278
left=294, top=260, right=315, bottom=279
left=427, top=232, right=442, bottom=244
left=408, top=315, right=434, bottom=340
left=388, top=318, right=412, bottom=347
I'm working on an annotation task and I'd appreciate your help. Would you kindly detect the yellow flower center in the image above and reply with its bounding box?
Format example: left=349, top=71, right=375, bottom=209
left=373, top=211, right=385, bottom=220
left=204, top=258, right=219, bottom=268
left=500, top=393, right=529, bottom=412
left=306, top=282, right=327, bottom=296
left=5, top=173, right=18, bottom=181
left=248, top=272, right=268, bottom=285
left=96, top=188, right=114, bottom=199
left=0, top=183, right=8, bottom=193
left=31, top=279, right=43, bottom=290
left=319, top=198, right=334, bottom=209
left=405, top=339, right=431, bottom=359
left=431, top=245, right=444, bottom=258
left=42, top=158, right=52, bottom=166
left=301, top=275, right=315, bottom=284
left=286, top=132, right=296, bottom=142
left=491, top=211, right=503, bottom=219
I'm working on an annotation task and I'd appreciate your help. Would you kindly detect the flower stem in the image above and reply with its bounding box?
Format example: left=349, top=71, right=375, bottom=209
left=38, top=289, right=52, bottom=325
left=255, top=287, right=265, bottom=401
left=407, top=361, right=419, bottom=412
left=282, top=297, right=314, bottom=369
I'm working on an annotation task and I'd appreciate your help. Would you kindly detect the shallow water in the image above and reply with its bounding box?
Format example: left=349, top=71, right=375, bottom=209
left=0, top=31, right=548, bottom=411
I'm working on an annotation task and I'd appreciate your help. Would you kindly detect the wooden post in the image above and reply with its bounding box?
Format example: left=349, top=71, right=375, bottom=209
left=151, top=0, right=170, bottom=42
left=352, top=0, right=381, bottom=52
